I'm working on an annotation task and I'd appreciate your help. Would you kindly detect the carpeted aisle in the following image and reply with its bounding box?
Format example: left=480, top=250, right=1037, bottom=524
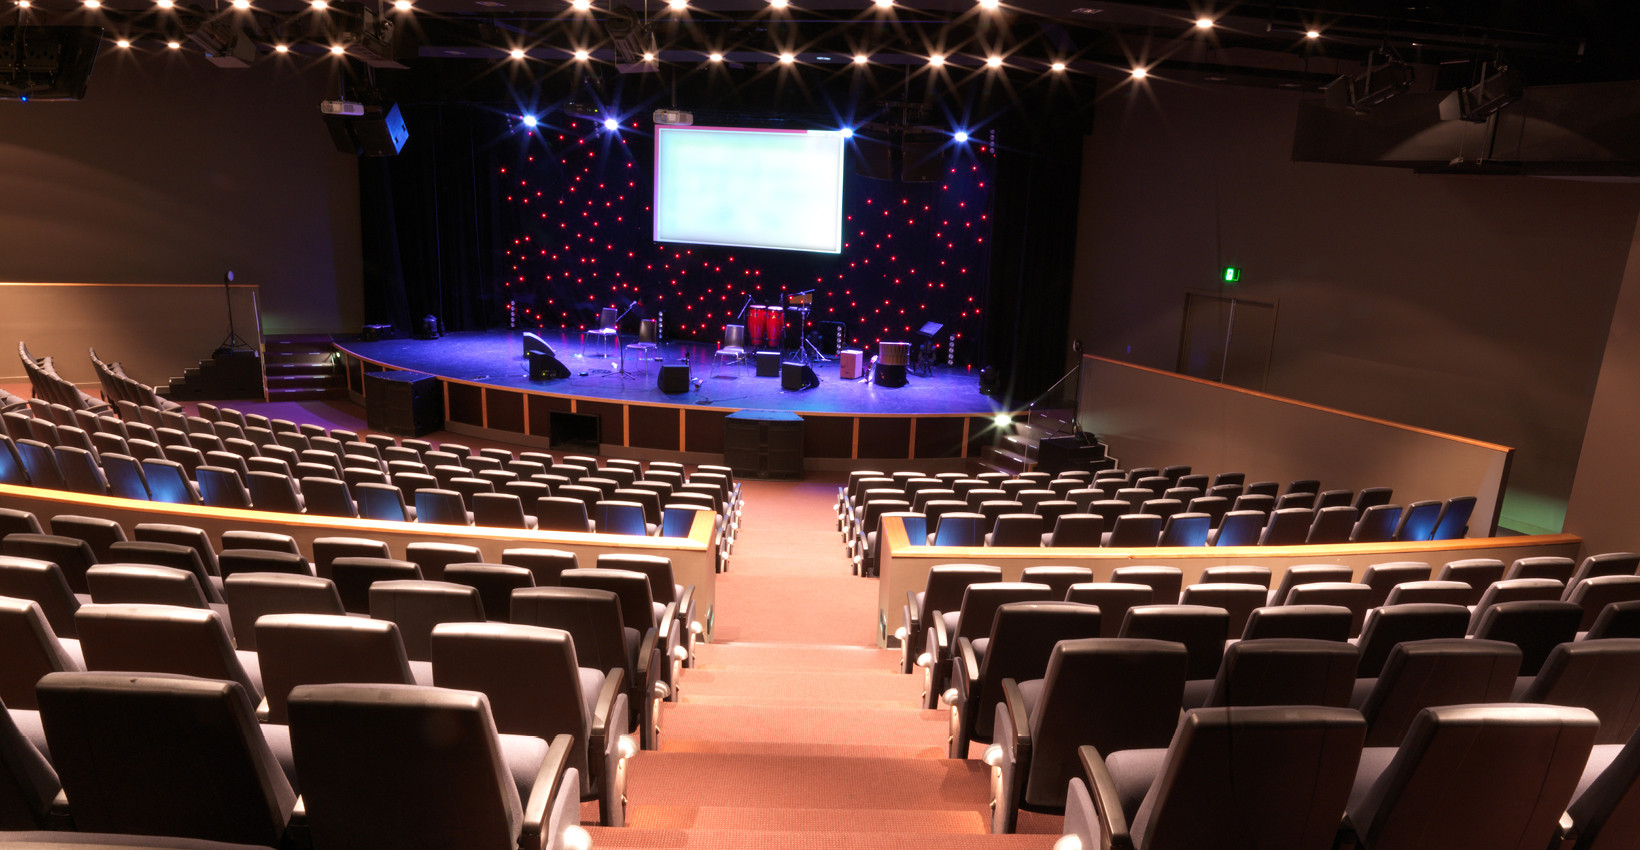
left=586, top=477, right=1062, bottom=849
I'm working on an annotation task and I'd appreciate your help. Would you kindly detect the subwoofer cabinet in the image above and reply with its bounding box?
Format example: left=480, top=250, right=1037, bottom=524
left=365, top=370, right=443, bottom=437
left=723, top=409, right=804, bottom=480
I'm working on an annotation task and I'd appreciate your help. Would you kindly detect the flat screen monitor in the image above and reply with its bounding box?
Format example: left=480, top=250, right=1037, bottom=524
left=653, top=125, right=845, bottom=254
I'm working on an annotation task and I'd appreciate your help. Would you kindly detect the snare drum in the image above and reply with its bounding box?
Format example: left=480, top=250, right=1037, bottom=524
left=747, top=305, right=769, bottom=347
left=764, top=307, right=785, bottom=350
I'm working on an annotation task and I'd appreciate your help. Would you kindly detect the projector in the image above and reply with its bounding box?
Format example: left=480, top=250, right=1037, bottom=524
left=321, top=100, right=366, bottom=116
left=653, top=109, right=694, bottom=126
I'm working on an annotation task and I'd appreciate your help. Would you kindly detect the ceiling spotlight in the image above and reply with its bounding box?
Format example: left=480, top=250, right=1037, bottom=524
left=1051, top=61, right=1066, bottom=71
left=839, top=127, right=853, bottom=138
left=978, top=0, right=999, bottom=7
left=667, top=0, right=686, bottom=9
left=156, top=0, right=173, bottom=7
left=83, top=0, right=100, bottom=9
left=1130, top=66, right=1147, bottom=79
left=1194, top=17, right=1213, bottom=29
left=570, top=0, right=591, bottom=8
left=166, top=40, right=180, bottom=49
left=522, top=114, right=538, bottom=127
left=573, top=48, right=590, bottom=60
left=603, top=117, right=618, bottom=130
left=394, top=0, right=411, bottom=8
left=853, top=53, right=868, bottom=64
left=15, top=1, right=29, bottom=8
left=953, top=130, right=969, bottom=142
left=311, top=0, right=327, bottom=9
left=232, top=0, right=250, bottom=7
left=115, top=38, right=129, bottom=47
left=510, top=47, right=526, bottom=59
left=872, top=0, right=890, bottom=7
left=274, top=43, right=289, bottom=52
left=986, top=55, right=1002, bottom=68
left=1305, top=30, right=1321, bottom=39
left=769, top=0, right=788, bottom=7
left=641, top=51, right=655, bottom=61
left=928, top=54, right=944, bottom=67
left=778, top=52, right=794, bottom=64
left=708, top=51, right=722, bottom=62
left=330, top=44, right=345, bottom=55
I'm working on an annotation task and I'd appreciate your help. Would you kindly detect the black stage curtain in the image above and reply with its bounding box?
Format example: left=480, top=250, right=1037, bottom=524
left=359, top=104, right=501, bottom=336
left=983, top=116, right=1086, bottom=408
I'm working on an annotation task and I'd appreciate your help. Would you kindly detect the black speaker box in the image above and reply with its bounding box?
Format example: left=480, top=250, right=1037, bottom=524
left=527, top=350, right=571, bottom=380
left=658, top=362, right=690, bottom=394
left=781, top=361, right=820, bottom=391
left=875, top=363, right=908, bottom=388
left=755, top=351, right=782, bottom=377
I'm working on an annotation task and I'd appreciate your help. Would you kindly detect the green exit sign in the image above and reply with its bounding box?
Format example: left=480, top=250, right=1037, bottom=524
left=1222, top=266, right=1242, bottom=283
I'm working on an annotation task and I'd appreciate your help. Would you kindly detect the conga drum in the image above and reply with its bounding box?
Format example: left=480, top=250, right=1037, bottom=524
left=747, top=305, right=768, bottom=347
left=764, top=307, right=785, bottom=351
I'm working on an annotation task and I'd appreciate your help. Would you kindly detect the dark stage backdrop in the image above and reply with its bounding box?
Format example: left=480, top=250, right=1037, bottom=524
left=495, top=114, right=994, bottom=363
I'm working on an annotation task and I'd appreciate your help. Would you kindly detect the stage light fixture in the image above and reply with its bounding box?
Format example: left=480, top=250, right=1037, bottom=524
left=330, top=44, right=345, bottom=54
left=839, top=126, right=853, bottom=138
left=1324, top=50, right=1413, bottom=113
left=394, top=0, right=411, bottom=7
left=602, top=117, right=618, bottom=130
left=573, top=48, right=590, bottom=60
left=1051, top=61, right=1065, bottom=71
left=708, top=51, right=722, bottom=62
left=510, top=47, right=525, bottom=59
left=311, top=0, right=327, bottom=10
left=1439, top=61, right=1523, bottom=123
left=873, top=0, right=891, bottom=8
left=166, top=40, right=180, bottom=48
left=667, top=0, right=686, bottom=9
left=641, top=51, right=655, bottom=61
left=928, top=54, right=944, bottom=66
left=1130, top=66, right=1147, bottom=79
left=853, top=53, right=868, bottom=64
left=15, top=1, right=29, bottom=9
left=232, top=0, right=250, bottom=8
left=115, top=38, right=129, bottom=47
left=1194, top=16, right=1213, bottom=29
left=985, top=55, right=1001, bottom=68
left=82, top=0, right=99, bottom=9
left=953, top=130, right=968, bottom=142
left=1306, top=30, right=1320, bottom=39
left=978, top=0, right=999, bottom=8
left=275, top=43, right=289, bottom=52
left=156, top=0, right=173, bottom=7
left=778, top=52, right=794, bottom=64
left=522, top=113, right=538, bottom=127
left=571, top=0, right=591, bottom=9
left=769, top=0, right=787, bottom=7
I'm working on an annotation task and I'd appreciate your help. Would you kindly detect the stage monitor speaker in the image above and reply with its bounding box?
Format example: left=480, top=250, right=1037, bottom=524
left=528, top=350, right=571, bottom=380
left=781, top=361, right=820, bottom=391
left=875, top=363, right=907, bottom=388
left=755, top=351, right=782, bottom=377
left=658, top=362, right=690, bottom=394
left=839, top=349, right=865, bottom=380
left=522, top=332, right=554, bottom=356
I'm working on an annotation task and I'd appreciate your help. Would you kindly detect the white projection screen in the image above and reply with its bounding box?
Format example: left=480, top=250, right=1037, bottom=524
left=653, top=125, right=845, bottom=254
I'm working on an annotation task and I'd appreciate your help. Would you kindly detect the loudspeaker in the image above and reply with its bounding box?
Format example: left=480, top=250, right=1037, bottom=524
left=658, top=362, right=690, bottom=394
left=528, top=350, right=571, bottom=380
left=355, top=103, right=411, bottom=157
left=875, top=363, right=907, bottom=388
left=781, top=361, right=820, bottom=391
left=840, top=349, right=865, bottom=379
left=522, top=332, right=553, bottom=356
left=755, top=351, right=782, bottom=377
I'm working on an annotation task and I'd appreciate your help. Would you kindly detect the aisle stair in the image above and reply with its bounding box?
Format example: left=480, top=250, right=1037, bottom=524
left=263, top=335, right=346, bottom=401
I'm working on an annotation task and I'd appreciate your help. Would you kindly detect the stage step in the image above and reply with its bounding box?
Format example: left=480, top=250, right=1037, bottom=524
left=259, top=336, right=344, bottom=401
left=979, top=445, right=1032, bottom=475
left=161, top=348, right=263, bottom=401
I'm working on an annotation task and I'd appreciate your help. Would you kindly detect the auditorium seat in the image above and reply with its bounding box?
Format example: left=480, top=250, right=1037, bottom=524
left=1471, top=600, right=1583, bottom=675
left=1104, top=514, right=1164, bottom=547
left=1519, top=639, right=1640, bottom=745
left=1284, top=582, right=1374, bottom=637
left=100, top=453, right=149, bottom=500
left=430, top=622, right=628, bottom=826
left=354, top=482, right=415, bottom=522
left=989, top=638, right=1187, bottom=833
left=217, top=549, right=312, bottom=580
left=0, top=696, right=58, bottom=831
left=1430, top=495, right=1478, bottom=540
left=286, top=683, right=583, bottom=849
left=1042, top=513, right=1103, bottom=547
left=74, top=603, right=262, bottom=702
left=139, top=458, right=201, bottom=504
left=1258, top=507, right=1313, bottom=545
left=946, top=600, right=1102, bottom=757
left=1177, top=583, right=1265, bottom=639
left=36, top=672, right=297, bottom=847
left=593, top=500, right=651, bottom=536
left=53, top=447, right=108, bottom=495
left=415, top=488, right=474, bottom=526
left=1267, top=564, right=1353, bottom=606
left=221, top=530, right=300, bottom=556
left=598, top=553, right=694, bottom=662
left=246, top=471, right=304, bottom=514
left=331, top=557, right=423, bottom=614
left=1350, top=503, right=1403, bottom=543
left=222, top=574, right=346, bottom=652
left=1341, top=704, right=1596, bottom=850
left=0, top=437, right=28, bottom=487
left=48, top=515, right=126, bottom=563
left=1109, top=566, right=1183, bottom=602
left=12, top=441, right=63, bottom=491
left=1353, top=603, right=1473, bottom=678
left=1354, top=638, right=1522, bottom=747
left=1360, top=561, right=1431, bottom=608
left=85, top=565, right=215, bottom=612
left=404, top=542, right=481, bottom=582
left=1467, top=578, right=1567, bottom=633
left=536, top=496, right=593, bottom=533
left=1383, top=579, right=1475, bottom=606
left=1192, top=637, right=1358, bottom=708
left=1018, top=566, right=1092, bottom=598
left=1568, top=576, right=1640, bottom=631
left=923, top=582, right=1055, bottom=708
left=1118, top=604, right=1229, bottom=681
left=1062, top=705, right=1364, bottom=849
left=255, top=613, right=423, bottom=722
left=443, top=563, right=535, bottom=623
left=0, top=597, right=86, bottom=711
left=1239, top=604, right=1353, bottom=642
left=985, top=513, right=1044, bottom=547
left=1208, top=510, right=1263, bottom=546
left=2, top=534, right=97, bottom=596
left=1156, top=512, right=1211, bottom=547
left=368, top=579, right=486, bottom=661
left=473, top=492, right=538, bottom=530
left=1198, top=565, right=1272, bottom=588
left=1566, top=552, right=1640, bottom=598
left=501, top=548, right=580, bottom=587
left=1505, top=556, right=1577, bottom=583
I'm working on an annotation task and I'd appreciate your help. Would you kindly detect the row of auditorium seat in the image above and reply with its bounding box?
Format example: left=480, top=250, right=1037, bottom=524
left=86, top=347, right=179, bottom=413
left=15, top=344, right=122, bottom=417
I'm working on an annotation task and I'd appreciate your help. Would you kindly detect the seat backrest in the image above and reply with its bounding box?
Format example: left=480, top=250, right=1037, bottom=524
left=1522, top=639, right=1640, bottom=745
left=2, top=533, right=97, bottom=595
left=511, top=586, right=633, bottom=680
left=1269, top=564, right=1354, bottom=606
left=1567, top=552, right=1640, bottom=597
left=1430, top=495, right=1477, bottom=539
left=1355, top=603, right=1473, bottom=677
left=355, top=482, right=411, bottom=522
left=47, top=515, right=126, bottom=564
left=246, top=471, right=303, bottom=513
left=1348, top=703, right=1596, bottom=850
left=196, top=465, right=251, bottom=509
left=36, top=671, right=295, bottom=846
left=1106, top=514, right=1164, bottom=547
left=54, top=446, right=108, bottom=495
left=1110, top=566, right=1183, bottom=602
left=0, top=596, right=84, bottom=709
left=1361, top=561, right=1432, bottom=608
left=105, top=541, right=217, bottom=602
left=1360, top=638, right=1523, bottom=747
left=0, top=691, right=59, bottom=829
left=1383, top=579, right=1475, bottom=606
left=1240, top=604, right=1353, bottom=642
left=989, top=514, right=1045, bottom=547
left=368, top=579, right=487, bottom=661
left=1017, top=566, right=1092, bottom=598
left=0, top=555, right=82, bottom=638
left=1047, top=513, right=1104, bottom=547
left=405, top=542, right=481, bottom=582
left=1305, top=505, right=1358, bottom=543
left=131, top=522, right=219, bottom=577
left=443, top=563, right=534, bottom=623
left=917, top=565, right=1004, bottom=628
left=1210, top=510, right=1264, bottom=546
left=217, top=548, right=312, bottom=579
left=1468, top=578, right=1568, bottom=633
left=1198, top=565, right=1272, bottom=588
left=1565, top=719, right=1640, bottom=850
left=415, top=489, right=471, bottom=526
left=1436, top=557, right=1504, bottom=603
left=472, top=492, right=530, bottom=528
left=1471, top=600, right=1584, bottom=676
left=331, top=556, right=423, bottom=614
left=222, top=572, right=345, bottom=650
left=73, top=603, right=260, bottom=701
left=430, top=623, right=593, bottom=774
left=971, top=601, right=1103, bottom=738
left=287, top=682, right=526, bottom=850
left=536, top=496, right=593, bottom=533
left=301, top=476, right=358, bottom=518
left=1124, top=705, right=1365, bottom=850
left=1119, top=604, right=1230, bottom=680
left=952, top=582, right=1056, bottom=643
left=85, top=565, right=209, bottom=609
left=1569, top=575, right=1640, bottom=631
left=1022, top=638, right=1188, bottom=809
left=1258, top=507, right=1314, bottom=545
left=599, top=554, right=678, bottom=605
left=560, top=567, right=657, bottom=634
left=1063, top=582, right=1152, bottom=638
left=1350, top=503, right=1403, bottom=543
left=255, top=612, right=416, bottom=722
left=0, top=509, right=43, bottom=539
left=1179, top=583, right=1267, bottom=639
left=1284, top=582, right=1373, bottom=637
left=1394, top=499, right=1442, bottom=542
left=1505, top=556, right=1577, bottom=583
left=309, top=536, right=391, bottom=579
left=501, top=548, right=579, bottom=587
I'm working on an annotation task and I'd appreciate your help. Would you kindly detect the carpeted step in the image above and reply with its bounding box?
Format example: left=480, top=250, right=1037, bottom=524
left=658, top=703, right=951, bottom=758
left=625, top=751, right=994, bottom=812
left=708, top=575, right=881, bottom=644
left=583, top=826, right=1060, bottom=849
left=692, top=642, right=900, bottom=673
left=677, top=666, right=924, bottom=705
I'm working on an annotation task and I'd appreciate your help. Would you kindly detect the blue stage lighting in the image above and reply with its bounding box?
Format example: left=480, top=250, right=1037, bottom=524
left=953, top=130, right=969, bottom=143
left=522, top=114, right=539, bottom=128
left=840, top=127, right=854, bottom=138
left=603, top=117, right=619, bottom=131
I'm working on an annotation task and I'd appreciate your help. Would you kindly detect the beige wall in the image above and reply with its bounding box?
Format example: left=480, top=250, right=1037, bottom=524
left=1068, top=82, right=1640, bottom=535
left=0, top=50, right=362, bottom=336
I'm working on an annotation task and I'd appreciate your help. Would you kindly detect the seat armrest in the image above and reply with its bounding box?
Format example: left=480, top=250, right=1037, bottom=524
left=591, top=668, right=626, bottom=746
left=956, top=636, right=980, bottom=690
left=637, top=626, right=663, bottom=748
left=930, top=609, right=950, bottom=660
left=905, top=591, right=921, bottom=631
left=1552, top=811, right=1577, bottom=850
left=1079, top=745, right=1134, bottom=850
left=676, top=586, right=696, bottom=631
left=521, top=734, right=575, bottom=850
left=1001, top=678, right=1030, bottom=756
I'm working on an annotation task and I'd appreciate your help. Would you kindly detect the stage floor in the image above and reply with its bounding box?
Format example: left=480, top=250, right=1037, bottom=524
left=337, top=329, right=1000, bottom=417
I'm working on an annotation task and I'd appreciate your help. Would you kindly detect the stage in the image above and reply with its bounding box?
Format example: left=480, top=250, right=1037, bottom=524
left=334, top=330, right=1005, bottom=469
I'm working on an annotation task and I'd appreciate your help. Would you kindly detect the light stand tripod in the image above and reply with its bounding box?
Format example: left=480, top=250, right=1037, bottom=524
left=218, top=271, right=250, bottom=353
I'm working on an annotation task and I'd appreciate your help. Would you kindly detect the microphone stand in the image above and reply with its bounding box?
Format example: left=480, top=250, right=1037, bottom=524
left=218, top=271, right=250, bottom=353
